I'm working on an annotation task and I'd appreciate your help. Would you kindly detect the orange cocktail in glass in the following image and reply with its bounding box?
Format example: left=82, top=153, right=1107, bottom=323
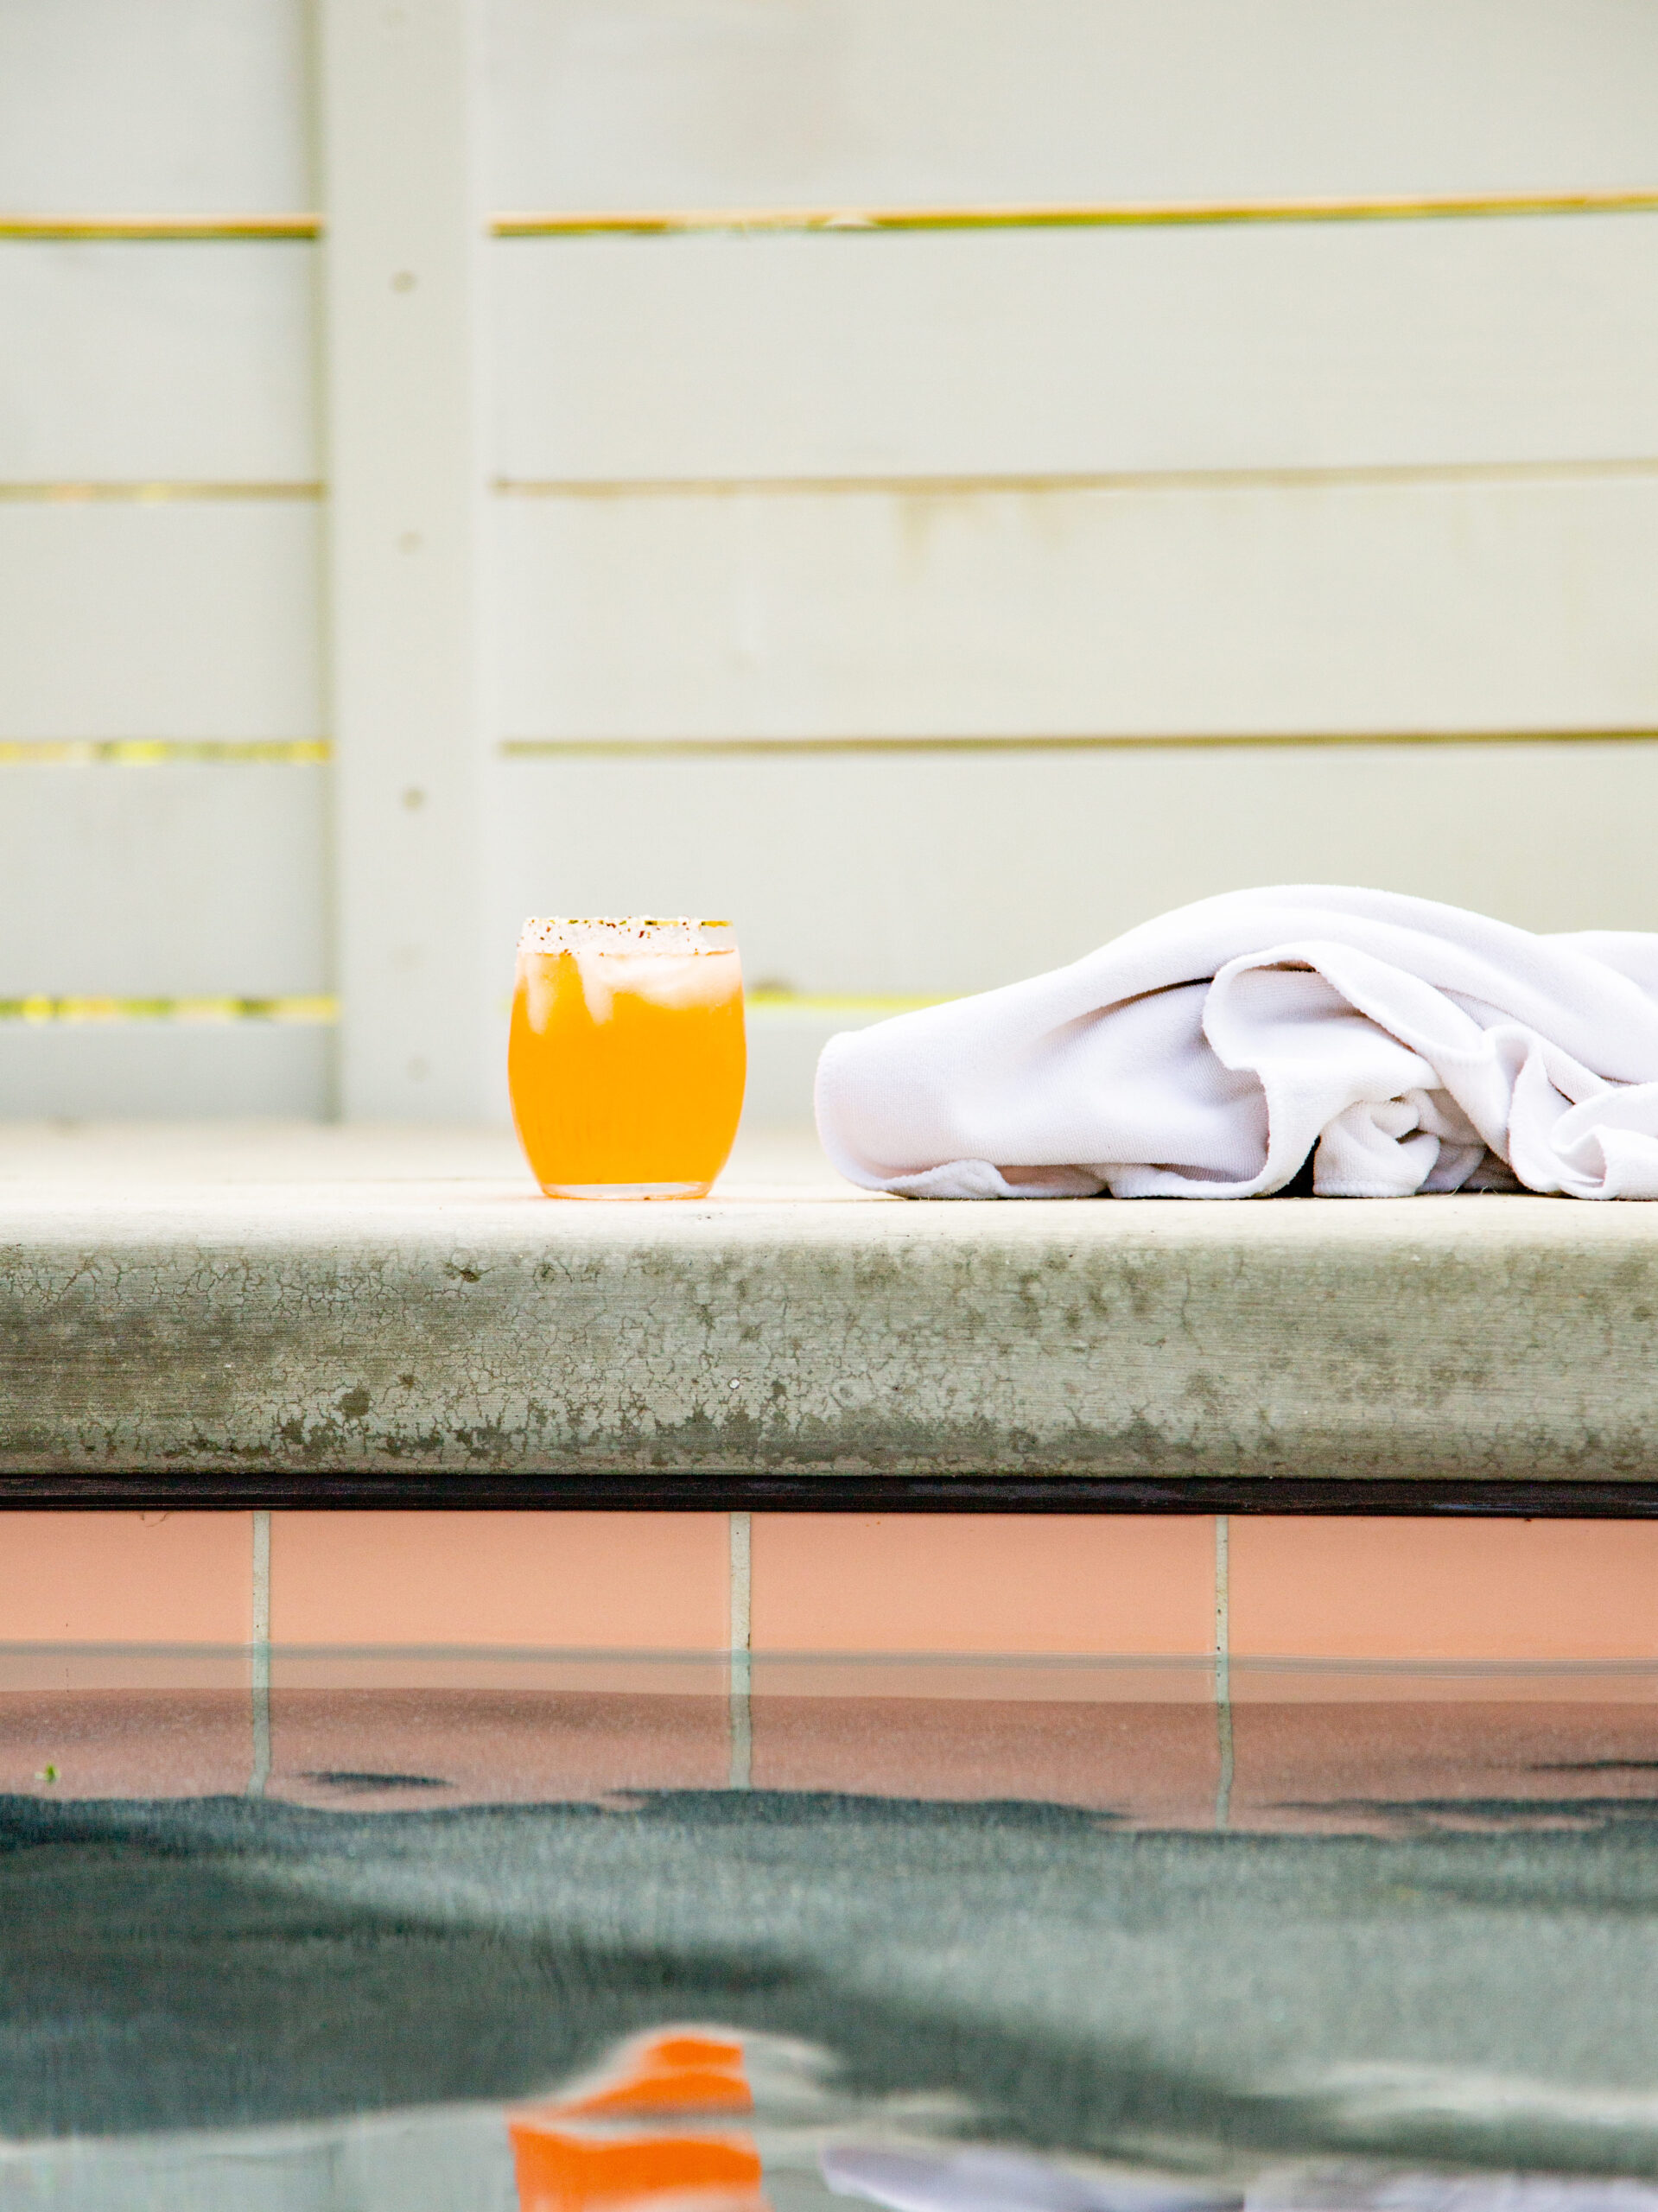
left=508, top=918, right=746, bottom=1198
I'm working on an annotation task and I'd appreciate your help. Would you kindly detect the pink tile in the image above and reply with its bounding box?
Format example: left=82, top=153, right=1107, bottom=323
left=1230, top=1516, right=1658, bottom=1662
left=0, top=1513, right=253, bottom=1643
left=750, top=1515, right=1215, bottom=1655
left=269, top=1512, right=728, bottom=1648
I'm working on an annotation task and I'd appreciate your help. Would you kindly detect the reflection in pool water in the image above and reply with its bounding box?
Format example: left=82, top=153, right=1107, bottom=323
left=511, top=2031, right=766, bottom=2212
left=4, top=1657, right=1658, bottom=2209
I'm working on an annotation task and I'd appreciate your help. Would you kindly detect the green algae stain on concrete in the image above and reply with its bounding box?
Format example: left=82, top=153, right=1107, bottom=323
left=4, top=1198, right=1658, bottom=1480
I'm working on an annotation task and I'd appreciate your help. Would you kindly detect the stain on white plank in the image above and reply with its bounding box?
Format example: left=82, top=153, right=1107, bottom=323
left=494, top=475, right=1658, bottom=742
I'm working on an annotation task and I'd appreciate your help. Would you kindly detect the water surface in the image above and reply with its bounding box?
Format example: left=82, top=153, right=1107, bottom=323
left=3, top=1652, right=1656, bottom=2211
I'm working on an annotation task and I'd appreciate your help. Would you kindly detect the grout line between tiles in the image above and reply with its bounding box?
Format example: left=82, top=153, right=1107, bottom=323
left=728, top=1510, right=753, bottom=1789
left=248, top=1510, right=270, bottom=1799
left=1215, top=1514, right=1233, bottom=1829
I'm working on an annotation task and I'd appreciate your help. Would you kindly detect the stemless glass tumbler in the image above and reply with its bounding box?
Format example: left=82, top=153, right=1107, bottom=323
left=508, top=918, right=746, bottom=1198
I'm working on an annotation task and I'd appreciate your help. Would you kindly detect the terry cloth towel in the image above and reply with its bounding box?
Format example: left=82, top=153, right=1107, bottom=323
left=812, top=886, right=1658, bottom=1200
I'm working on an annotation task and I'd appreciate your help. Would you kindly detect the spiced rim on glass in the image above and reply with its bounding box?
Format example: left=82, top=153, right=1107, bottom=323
left=508, top=917, right=746, bottom=1199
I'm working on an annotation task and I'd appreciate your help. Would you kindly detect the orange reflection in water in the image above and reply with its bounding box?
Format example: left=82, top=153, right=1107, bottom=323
left=561, top=2033, right=754, bottom=2119
left=511, top=2032, right=768, bottom=2212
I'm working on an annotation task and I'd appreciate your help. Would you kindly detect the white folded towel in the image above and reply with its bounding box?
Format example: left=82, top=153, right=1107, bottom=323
left=813, top=886, right=1658, bottom=1200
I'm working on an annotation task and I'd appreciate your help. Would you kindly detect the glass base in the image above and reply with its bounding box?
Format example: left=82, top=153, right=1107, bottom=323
left=538, top=1180, right=713, bottom=1201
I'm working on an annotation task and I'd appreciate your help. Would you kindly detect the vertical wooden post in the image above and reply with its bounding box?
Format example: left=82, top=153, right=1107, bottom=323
left=316, top=0, right=492, bottom=1119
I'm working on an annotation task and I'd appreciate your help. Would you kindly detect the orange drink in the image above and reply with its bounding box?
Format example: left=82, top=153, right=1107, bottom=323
left=509, top=918, right=746, bottom=1198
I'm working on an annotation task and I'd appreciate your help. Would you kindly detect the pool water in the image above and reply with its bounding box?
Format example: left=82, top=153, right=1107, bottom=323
left=4, top=1656, right=1658, bottom=2210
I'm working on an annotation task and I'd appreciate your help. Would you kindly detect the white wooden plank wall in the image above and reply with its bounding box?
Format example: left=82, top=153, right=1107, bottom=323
left=0, top=0, right=312, bottom=213
left=495, top=744, right=1658, bottom=1004
left=485, top=0, right=1658, bottom=208
left=0, top=1027, right=333, bottom=1120
left=0, top=764, right=328, bottom=997
left=501, top=734, right=1658, bottom=1118
left=2, top=0, right=1655, bottom=1121
left=0, top=507, right=323, bottom=739
left=0, top=0, right=327, bottom=1115
left=486, top=0, right=1658, bottom=1128
left=492, top=221, right=1658, bottom=480
left=494, top=478, right=1658, bottom=741
left=0, top=244, right=318, bottom=480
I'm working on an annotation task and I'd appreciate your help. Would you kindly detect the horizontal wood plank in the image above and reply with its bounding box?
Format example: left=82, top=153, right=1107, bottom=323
left=0, top=505, right=323, bottom=738
left=493, top=216, right=1658, bottom=481
left=0, top=1024, right=330, bottom=1118
left=493, top=474, right=1658, bottom=741
left=0, top=765, right=328, bottom=995
left=492, top=739, right=1658, bottom=1010
left=0, top=243, right=317, bottom=480
left=487, top=0, right=1658, bottom=212
left=0, top=0, right=312, bottom=214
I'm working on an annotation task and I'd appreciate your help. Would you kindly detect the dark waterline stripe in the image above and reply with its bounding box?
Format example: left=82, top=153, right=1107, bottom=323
left=8, top=1474, right=1658, bottom=1515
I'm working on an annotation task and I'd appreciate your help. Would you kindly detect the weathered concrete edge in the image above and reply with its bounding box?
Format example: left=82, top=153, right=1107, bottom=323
left=4, top=1195, right=1658, bottom=1483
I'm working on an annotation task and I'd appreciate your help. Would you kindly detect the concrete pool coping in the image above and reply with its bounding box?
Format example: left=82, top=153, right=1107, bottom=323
left=5, top=1123, right=1658, bottom=1507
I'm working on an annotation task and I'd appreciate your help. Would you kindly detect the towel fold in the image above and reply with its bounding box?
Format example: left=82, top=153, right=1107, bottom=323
left=812, top=886, right=1658, bottom=1199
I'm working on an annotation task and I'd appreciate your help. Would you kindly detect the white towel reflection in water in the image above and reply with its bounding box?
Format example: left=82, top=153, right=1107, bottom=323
left=824, top=2147, right=1658, bottom=2212
left=824, top=2144, right=1238, bottom=2212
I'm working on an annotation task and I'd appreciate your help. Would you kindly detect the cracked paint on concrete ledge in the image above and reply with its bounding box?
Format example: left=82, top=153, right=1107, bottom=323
left=2, top=1198, right=1658, bottom=1479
